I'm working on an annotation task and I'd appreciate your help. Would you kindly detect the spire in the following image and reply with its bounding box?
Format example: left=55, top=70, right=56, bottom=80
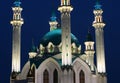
left=49, top=11, right=58, bottom=31
left=94, top=0, right=102, bottom=10
left=30, top=39, right=37, bottom=52
left=14, top=0, right=21, bottom=7
left=86, top=30, right=93, bottom=42
left=50, top=11, right=57, bottom=22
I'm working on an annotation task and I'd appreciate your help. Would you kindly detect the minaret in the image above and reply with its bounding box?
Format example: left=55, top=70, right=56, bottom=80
left=58, top=0, right=73, bottom=66
left=92, top=1, right=106, bottom=73
left=10, top=0, right=24, bottom=72
left=58, top=1, right=73, bottom=83
left=84, top=32, right=95, bottom=71
left=49, top=12, right=58, bottom=31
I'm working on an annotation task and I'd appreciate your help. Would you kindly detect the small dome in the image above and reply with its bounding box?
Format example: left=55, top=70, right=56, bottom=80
left=40, top=29, right=80, bottom=46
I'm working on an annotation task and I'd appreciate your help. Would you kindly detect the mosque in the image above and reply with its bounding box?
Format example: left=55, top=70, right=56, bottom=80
left=10, top=0, right=107, bottom=83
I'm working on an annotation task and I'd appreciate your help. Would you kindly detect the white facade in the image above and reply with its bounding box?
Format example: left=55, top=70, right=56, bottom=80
left=15, top=56, right=107, bottom=83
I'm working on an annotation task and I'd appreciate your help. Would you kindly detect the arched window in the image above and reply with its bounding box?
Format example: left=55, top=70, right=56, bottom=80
left=32, top=66, right=35, bottom=77
left=79, top=70, right=85, bottom=83
left=43, top=69, right=49, bottom=83
left=73, top=70, right=76, bottom=83
left=53, top=69, right=58, bottom=83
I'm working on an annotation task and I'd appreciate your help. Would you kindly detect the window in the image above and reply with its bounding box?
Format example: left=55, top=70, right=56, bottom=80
left=73, top=71, right=76, bottom=83
left=32, top=66, right=35, bottom=77
left=53, top=69, right=58, bottom=83
left=43, top=69, right=49, bottom=83
left=79, top=70, right=85, bottom=83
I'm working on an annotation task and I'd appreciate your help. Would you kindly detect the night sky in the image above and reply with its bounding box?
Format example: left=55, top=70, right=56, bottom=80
left=0, top=0, right=119, bottom=83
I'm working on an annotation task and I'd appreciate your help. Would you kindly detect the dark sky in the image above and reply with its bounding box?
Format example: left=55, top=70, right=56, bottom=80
left=0, top=0, right=119, bottom=83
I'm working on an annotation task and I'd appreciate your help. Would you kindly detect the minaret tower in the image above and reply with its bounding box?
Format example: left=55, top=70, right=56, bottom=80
left=49, top=12, right=58, bottom=31
left=58, top=1, right=73, bottom=83
left=58, top=0, right=73, bottom=66
left=92, top=1, right=106, bottom=73
left=10, top=0, right=24, bottom=72
left=84, top=32, right=95, bottom=71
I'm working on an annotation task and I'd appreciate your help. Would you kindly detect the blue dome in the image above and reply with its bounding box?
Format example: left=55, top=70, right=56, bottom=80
left=40, top=29, right=80, bottom=46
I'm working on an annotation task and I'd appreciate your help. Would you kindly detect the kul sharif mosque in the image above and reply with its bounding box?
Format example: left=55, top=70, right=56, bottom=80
left=10, top=0, right=107, bottom=83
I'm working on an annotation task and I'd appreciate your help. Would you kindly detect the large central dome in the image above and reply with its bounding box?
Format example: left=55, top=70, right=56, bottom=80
left=40, top=29, right=80, bottom=46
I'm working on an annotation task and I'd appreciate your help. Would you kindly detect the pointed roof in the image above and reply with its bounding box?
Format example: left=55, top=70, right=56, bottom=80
left=14, top=0, right=21, bottom=7
left=94, top=0, right=102, bottom=10
left=29, top=39, right=37, bottom=52
left=50, top=11, right=57, bottom=22
left=86, top=31, right=93, bottom=41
